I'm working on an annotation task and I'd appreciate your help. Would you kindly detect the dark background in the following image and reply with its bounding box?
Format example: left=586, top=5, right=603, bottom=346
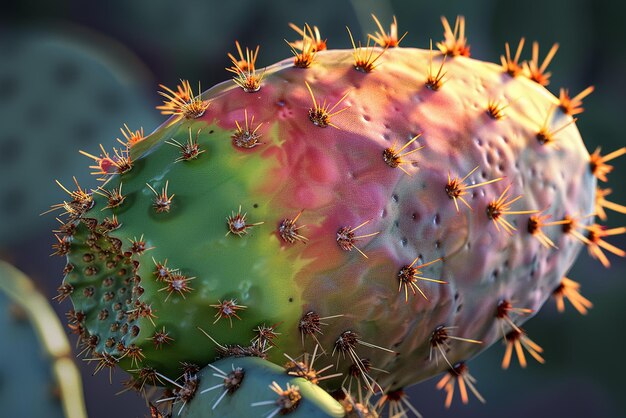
left=1, top=0, right=625, bottom=417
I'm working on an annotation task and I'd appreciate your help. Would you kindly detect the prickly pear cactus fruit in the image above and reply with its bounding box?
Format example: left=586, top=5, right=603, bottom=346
left=159, top=356, right=345, bottom=418
left=0, top=260, right=87, bottom=418
left=51, top=15, right=625, bottom=413
left=0, top=28, right=157, bottom=245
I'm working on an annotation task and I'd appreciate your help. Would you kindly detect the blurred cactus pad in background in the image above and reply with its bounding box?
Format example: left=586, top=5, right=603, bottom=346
left=2, top=1, right=626, bottom=417
left=0, top=261, right=87, bottom=418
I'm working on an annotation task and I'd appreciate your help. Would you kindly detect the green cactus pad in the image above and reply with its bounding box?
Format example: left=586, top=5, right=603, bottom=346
left=177, top=356, right=345, bottom=418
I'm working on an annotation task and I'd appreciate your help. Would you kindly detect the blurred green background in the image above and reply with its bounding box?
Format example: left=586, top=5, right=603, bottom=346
left=1, top=0, right=624, bottom=417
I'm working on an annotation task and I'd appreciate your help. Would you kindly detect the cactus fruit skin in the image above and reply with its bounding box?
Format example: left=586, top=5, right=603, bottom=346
left=0, top=260, right=87, bottom=418
left=54, top=27, right=610, bottom=405
left=175, top=356, right=345, bottom=417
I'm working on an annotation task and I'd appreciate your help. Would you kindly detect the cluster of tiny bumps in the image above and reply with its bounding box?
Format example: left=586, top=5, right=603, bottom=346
left=49, top=15, right=625, bottom=418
